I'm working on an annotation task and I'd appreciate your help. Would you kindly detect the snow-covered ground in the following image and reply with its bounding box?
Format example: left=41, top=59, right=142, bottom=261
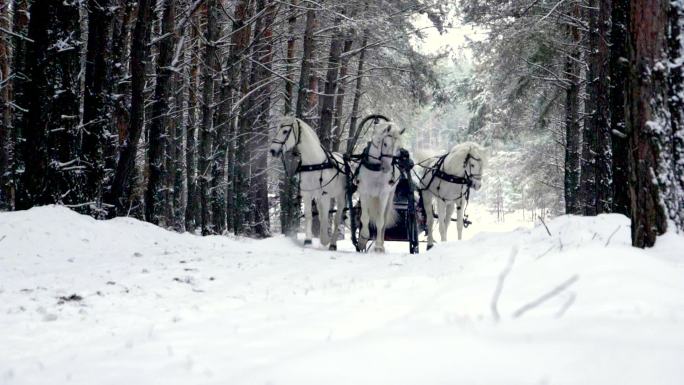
left=1, top=206, right=683, bottom=385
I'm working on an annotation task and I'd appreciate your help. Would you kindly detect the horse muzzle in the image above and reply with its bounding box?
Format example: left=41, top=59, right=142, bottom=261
left=270, top=148, right=282, bottom=157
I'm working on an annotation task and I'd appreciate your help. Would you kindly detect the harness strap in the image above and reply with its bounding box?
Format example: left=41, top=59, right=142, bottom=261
left=297, top=159, right=334, bottom=173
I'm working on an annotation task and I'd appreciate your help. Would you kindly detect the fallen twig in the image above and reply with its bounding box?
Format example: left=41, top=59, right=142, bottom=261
left=513, top=275, right=579, bottom=318
left=605, top=225, right=621, bottom=247
left=539, top=215, right=552, bottom=237
left=491, top=246, right=518, bottom=322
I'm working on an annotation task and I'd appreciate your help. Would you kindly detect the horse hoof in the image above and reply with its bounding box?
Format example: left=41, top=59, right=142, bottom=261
left=329, top=244, right=337, bottom=251
left=427, top=244, right=434, bottom=250
left=373, top=246, right=385, bottom=253
left=304, top=239, right=312, bottom=246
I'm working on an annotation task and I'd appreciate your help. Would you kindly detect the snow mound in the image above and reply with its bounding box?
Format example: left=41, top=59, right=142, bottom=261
left=1, top=205, right=683, bottom=385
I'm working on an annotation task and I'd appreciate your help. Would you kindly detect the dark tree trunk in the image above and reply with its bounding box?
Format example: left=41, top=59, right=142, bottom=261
left=198, top=0, right=220, bottom=235
left=17, top=0, right=83, bottom=210
left=145, top=0, right=176, bottom=225
left=248, top=0, right=276, bottom=237
left=331, top=39, right=353, bottom=152
left=563, top=4, right=581, bottom=215
left=609, top=0, right=631, bottom=216
left=295, top=8, right=317, bottom=122
left=347, top=34, right=368, bottom=153
left=185, top=20, right=200, bottom=231
left=580, top=0, right=613, bottom=215
left=625, top=0, right=671, bottom=246
left=279, top=0, right=299, bottom=235
left=0, top=0, right=11, bottom=209
left=83, top=0, right=114, bottom=217
left=8, top=0, right=30, bottom=210
left=232, top=1, right=254, bottom=235
left=107, top=0, right=156, bottom=215
left=318, top=17, right=344, bottom=150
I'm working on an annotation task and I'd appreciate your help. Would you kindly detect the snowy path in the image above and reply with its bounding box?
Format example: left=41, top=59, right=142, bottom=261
left=1, top=206, right=683, bottom=385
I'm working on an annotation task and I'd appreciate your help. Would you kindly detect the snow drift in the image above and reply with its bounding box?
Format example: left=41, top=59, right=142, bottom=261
left=0, top=206, right=683, bottom=385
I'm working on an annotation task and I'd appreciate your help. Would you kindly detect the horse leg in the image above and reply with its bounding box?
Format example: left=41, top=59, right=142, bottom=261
left=358, top=195, right=371, bottom=251
left=456, top=199, right=464, bottom=240
left=303, top=195, right=313, bottom=245
left=318, top=196, right=331, bottom=247
left=373, top=195, right=389, bottom=253
left=422, top=190, right=435, bottom=249
left=436, top=198, right=448, bottom=242
left=329, top=193, right=345, bottom=251
left=441, top=202, right=455, bottom=242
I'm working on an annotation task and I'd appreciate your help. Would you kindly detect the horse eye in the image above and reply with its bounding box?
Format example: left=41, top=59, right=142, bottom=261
left=283, top=130, right=289, bottom=134
left=383, top=143, right=387, bottom=147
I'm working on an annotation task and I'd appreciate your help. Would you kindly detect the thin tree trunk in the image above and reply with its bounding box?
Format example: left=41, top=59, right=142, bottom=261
left=563, top=3, right=581, bottom=215
left=295, top=8, right=316, bottom=122
left=347, top=33, right=368, bottom=154
left=279, top=0, right=299, bottom=235
left=185, top=20, right=200, bottom=231
left=609, top=0, right=630, bottom=216
left=198, top=0, right=219, bottom=235
left=318, top=16, right=343, bottom=150
left=331, top=38, right=353, bottom=152
left=145, top=0, right=177, bottom=225
left=0, top=0, right=11, bottom=209
left=107, top=0, right=157, bottom=215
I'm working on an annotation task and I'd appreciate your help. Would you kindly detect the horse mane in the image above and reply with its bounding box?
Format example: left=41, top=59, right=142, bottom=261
left=443, top=141, right=487, bottom=173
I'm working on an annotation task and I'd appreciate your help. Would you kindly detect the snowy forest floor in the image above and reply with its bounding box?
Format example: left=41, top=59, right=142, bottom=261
left=1, top=206, right=683, bottom=385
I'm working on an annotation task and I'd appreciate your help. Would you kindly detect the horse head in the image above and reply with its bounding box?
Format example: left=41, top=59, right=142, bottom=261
left=270, top=116, right=299, bottom=157
left=463, top=143, right=487, bottom=190
left=371, top=122, right=405, bottom=173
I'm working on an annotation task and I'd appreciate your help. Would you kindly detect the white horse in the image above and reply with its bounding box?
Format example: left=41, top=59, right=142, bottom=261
left=355, top=121, right=404, bottom=253
left=269, top=116, right=347, bottom=250
left=415, top=142, right=486, bottom=247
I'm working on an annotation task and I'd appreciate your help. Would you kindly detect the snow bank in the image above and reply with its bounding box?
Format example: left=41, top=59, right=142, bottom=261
left=1, top=206, right=683, bottom=385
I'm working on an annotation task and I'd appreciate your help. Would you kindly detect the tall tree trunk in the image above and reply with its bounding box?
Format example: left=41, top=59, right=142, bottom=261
left=198, top=0, right=219, bottom=235
left=83, top=0, right=114, bottom=217
left=279, top=0, right=299, bottom=235
left=17, top=0, right=83, bottom=210
left=185, top=20, right=200, bottom=231
left=318, top=17, right=343, bottom=150
left=248, top=0, right=276, bottom=237
left=625, top=0, right=680, bottom=246
left=347, top=33, right=368, bottom=154
left=563, top=3, right=581, bottom=215
left=212, top=0, right=248, bottom=234
left=580, top=0, right=613, bottom=215
left=145, top=0, right=177, bottom=225
left=107, top=0, right=156, bottom=215
left=295, top=8, right=317, bottom=122
left=8, top=0, right=30, bottom=210
left=331, top=39, right=353, bottom=152
left=609, top=0, right=630, bottom=216
left=0, top=0, right=11, bottom=209
left=232, top=0, right=254, bottom=235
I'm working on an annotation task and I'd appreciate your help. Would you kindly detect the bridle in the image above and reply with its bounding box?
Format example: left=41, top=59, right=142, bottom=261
left=271, top=120, right=301, bottom=156
left=463, top=152, right=482, bottom=184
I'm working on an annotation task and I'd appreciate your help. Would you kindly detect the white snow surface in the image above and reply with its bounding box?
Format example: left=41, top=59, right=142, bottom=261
left=1, top=206, right=683, bottom=385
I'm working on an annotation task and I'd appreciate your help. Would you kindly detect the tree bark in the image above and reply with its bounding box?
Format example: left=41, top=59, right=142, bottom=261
left=279, top=0, right=299, bottom=235
left=83, top=0, right=114, bottom=217
left=609, top=0, right=631, bottom=216
left=17, top=0, right=83, bottom=210
left=0, top=0, right=11, bottom=209
left=145, top=0, right=176, bottom=225
left=625, top=0, right=670, bottom=246
left=331, top=39, right=353, bottom=152
left=347, top=33, right=368, bottom=154
left=295, top=8, right=317, bottom=122
left=318, top=17, right=344, bottom=150
left=185, top=19, right=200, bottom=231
left=198, top=0, right=220, bottom=235
left=107, top=0, right=157, bottom=215
left=563, top=3, right=581, bottom=215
